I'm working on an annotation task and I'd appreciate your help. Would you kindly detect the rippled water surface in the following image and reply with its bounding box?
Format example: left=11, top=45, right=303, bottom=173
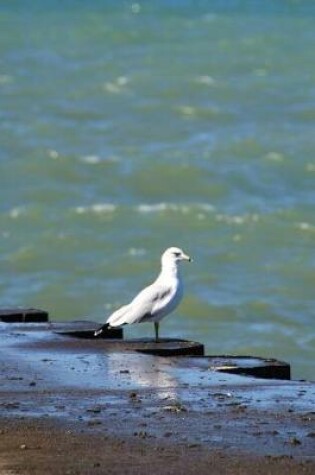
left=1, top=1, right=314, bottom=379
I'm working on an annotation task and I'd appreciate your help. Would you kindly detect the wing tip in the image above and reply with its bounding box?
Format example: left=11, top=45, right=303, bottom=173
left=94, top=323, right=109, bottom=337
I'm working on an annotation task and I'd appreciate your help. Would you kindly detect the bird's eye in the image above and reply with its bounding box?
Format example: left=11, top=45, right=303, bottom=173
left=174, top=251, right=181, bottom=257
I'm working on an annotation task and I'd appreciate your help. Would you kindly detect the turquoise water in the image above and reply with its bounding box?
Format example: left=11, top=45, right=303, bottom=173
left=1, top=1, right=314, bottom=380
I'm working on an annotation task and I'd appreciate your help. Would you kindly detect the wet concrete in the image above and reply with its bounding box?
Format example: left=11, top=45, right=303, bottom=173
left=55, top=319, right=124, bottom=339
left=1, top=321, right=314, bottom=461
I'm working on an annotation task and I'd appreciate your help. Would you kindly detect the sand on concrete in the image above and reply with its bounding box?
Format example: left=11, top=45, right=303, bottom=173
left=1, top=418, right=315, bottom=475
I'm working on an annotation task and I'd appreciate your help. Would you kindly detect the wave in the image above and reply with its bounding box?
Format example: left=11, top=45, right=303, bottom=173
left=136, top=202, right=216, bottom=214
left=74, top=203, right=117, bottom=214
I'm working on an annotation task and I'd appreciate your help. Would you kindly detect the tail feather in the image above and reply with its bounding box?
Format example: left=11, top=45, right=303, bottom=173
left=94, top=323, right=110, bottom=337
left=106, top=304, right=130, bottom=327
left=95, top=303, right=130, bottom=337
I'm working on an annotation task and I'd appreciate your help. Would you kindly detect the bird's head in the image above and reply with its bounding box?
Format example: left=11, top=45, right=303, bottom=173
left=161, top=247, right=192, bottom=266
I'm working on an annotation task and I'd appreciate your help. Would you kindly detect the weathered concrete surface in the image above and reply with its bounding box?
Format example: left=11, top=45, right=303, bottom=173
left=0, top=321, right=314, bottom=474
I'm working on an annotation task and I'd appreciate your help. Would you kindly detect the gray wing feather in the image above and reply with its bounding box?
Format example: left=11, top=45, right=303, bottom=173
left=107, top=283, right=174, bottom=327
left=106, top=304, right=131, bottom=327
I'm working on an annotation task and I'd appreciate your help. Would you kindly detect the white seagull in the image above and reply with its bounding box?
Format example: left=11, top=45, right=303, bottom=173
left=94, top=247, right=192, bottom=342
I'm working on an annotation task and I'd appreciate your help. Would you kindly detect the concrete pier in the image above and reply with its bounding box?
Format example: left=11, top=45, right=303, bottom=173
left=0, top=310, right=314, bottom=474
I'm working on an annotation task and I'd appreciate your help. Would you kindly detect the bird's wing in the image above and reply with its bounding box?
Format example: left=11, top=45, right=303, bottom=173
left=149, top=285, right=174, bottom=316
left=107, top=282, right=174, bottom=327
left=106, top=304, right=131, bottom=327
left=129, top=282, right=174, bottom=323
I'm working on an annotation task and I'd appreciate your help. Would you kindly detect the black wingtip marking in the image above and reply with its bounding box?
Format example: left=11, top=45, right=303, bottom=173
left=94, top=323, right=110, bottom=337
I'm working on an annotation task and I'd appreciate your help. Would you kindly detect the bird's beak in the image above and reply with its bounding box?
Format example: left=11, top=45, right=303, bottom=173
left=182, top=253, right=192, bottom=262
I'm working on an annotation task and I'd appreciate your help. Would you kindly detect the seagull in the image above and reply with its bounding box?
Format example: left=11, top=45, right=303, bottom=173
left=94, top=247, right=192, bottom=342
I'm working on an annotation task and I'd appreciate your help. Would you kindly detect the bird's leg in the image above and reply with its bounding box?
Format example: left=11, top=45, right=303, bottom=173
left=154, top=322, right=159, bottom=343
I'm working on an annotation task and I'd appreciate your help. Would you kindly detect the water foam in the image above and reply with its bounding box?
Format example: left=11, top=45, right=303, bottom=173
left=75, top=203, right=117, bottom=214
left=137, top=203, right=215, bottom=214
